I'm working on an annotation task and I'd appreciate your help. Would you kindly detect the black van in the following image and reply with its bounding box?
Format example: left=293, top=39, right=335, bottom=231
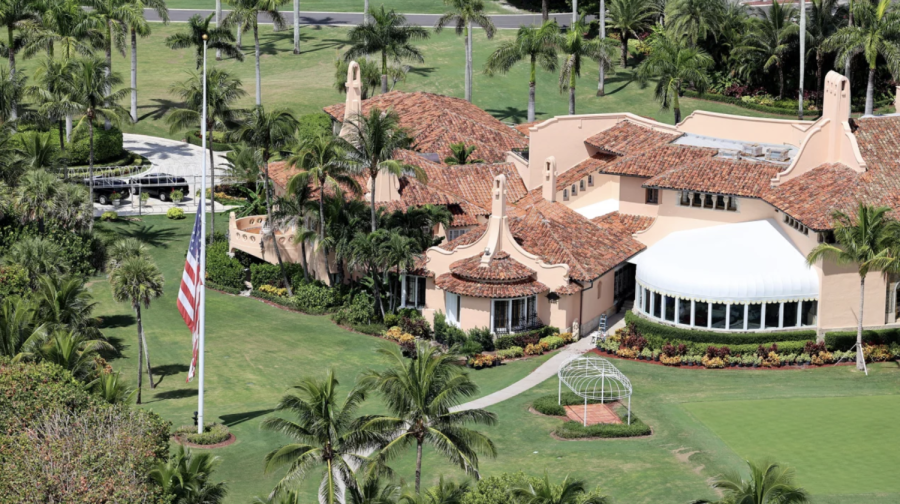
left=80, top=177, right=131, bottom=205
left=129, top=173, right=191, bottom=201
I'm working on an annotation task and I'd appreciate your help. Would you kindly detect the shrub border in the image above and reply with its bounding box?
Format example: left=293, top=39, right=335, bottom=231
left=683, top=89, right=894, bottom=116
left=625, top=311, right=816, bottom=346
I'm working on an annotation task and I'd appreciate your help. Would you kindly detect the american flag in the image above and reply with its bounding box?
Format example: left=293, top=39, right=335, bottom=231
left=178, top=208, right=203, bottom=382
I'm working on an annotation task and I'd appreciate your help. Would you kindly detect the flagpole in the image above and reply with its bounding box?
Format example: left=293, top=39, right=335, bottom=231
left=197, top=34, right=208, bottom=435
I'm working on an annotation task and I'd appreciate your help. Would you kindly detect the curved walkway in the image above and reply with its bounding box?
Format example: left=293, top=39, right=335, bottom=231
left=452, top=312, right=626, bottom=412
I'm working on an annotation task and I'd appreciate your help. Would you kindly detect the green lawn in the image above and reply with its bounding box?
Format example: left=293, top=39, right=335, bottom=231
left=91, top=215, right=900, bottom=504
left=11, top=23, right=783, bottom=142
left=684, top=396, right=900, bottom=496
left=164, top=0, right=514, bottom=13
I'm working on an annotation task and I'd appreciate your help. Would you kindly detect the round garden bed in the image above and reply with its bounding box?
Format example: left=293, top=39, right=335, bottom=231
left=172, top=423, right=235, bottom=449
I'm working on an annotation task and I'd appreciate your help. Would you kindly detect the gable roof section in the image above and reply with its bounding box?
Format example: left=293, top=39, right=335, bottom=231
left=645, top=158, right=780, bottom=198
left=557, top=154, right=615, bottom=188
left=600, top=144, right=716, bottom=178
left=584, top=120, right=681, bottom=156
left=765, top=163, right=861, bottom=230
left=324, top=91, right=527, bottom=163
left=591, top=212, right=656, bottom=235
left=424, top=162, right=529, bottom=213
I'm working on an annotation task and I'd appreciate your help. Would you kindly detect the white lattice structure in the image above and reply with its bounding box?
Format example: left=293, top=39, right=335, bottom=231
left=557, top=355, right=632, bottom=426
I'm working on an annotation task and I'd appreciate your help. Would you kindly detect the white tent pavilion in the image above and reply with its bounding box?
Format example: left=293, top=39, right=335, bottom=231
left=558, top=355, right=632, bottom=426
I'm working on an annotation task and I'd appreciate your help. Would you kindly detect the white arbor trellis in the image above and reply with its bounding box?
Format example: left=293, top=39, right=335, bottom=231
left=557, top=355, right=633, bottom=426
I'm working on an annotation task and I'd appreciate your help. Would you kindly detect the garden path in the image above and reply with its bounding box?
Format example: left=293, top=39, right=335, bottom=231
left=452, top=312, right=627, bottom=412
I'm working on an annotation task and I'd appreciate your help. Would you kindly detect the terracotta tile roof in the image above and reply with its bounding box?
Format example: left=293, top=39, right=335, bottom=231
left=765, top=163, right=860, bottom=230
left=439, top=223, right=488, bottom=251
left=591, top=212, right=656, bottom=235
left=553, top=282, right=584, bottom=295
left=645, top=158, right=780, bottom=198
left=409, top=254, right=433, bottom=277
left=514, top=121, right=539, bottom=137
left=584, top=120, right=681, bottom=156
left=424, top=162, right=529, bottom=213
left=450, top=251, right=536, bottom=282
left=600, top=144, right=716, bottom=178
left=266, top=160, right=367, bottom=200
left=435, top=273, right=548, bottom=298
left=557, top=154, right=615, bottom=188
left=324, top=91, right=527, bottom=163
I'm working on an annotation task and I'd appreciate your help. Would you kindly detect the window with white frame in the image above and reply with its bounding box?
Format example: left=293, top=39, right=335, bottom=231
left=445, top=292, right=461, bottom=327
left=402, top=275, right=427, bottom=309
left=491, top=295, right=538, bottom=334
left=678, top=191, right=738, bottom=212
left=447, top=227, right=470, bottom=242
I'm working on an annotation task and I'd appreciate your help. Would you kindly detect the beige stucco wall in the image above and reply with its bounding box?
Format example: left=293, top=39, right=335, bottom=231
left=678, top=111, right=812, bottom=146
left=818, top=261, right=889, bottom=330
left=565, top=174, right=620, bottom=209
left=618, top=177, right=659, bottom=217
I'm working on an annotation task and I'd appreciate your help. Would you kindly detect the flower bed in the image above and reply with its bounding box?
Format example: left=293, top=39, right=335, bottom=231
left=531, top=395, right=651, bottom=439
left=173, top=423, right=232, bottom=447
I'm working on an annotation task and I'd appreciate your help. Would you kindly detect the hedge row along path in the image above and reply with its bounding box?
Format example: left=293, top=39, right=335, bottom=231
left=452, top=312, right=627, bottom=412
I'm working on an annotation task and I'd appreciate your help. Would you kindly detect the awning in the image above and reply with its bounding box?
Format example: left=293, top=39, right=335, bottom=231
left=629, top=219, right=819, bottom=303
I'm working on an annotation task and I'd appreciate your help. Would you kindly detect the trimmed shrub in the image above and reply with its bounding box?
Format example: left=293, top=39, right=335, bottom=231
left=206, top=242, right=244, bottom=290
left=293, top=281, right=339, bottom=313
left=625, top=312, right=816, bottom=346
left=66, top=124, right=125, bottom=165
left=825, top=328, right=900, bottom=351
left=540, top=335, right=566, bottom=350
left=0, top=265, right=27, bottom=299
left=257, top=284, right=287, bottom=297
left=174, top=422, right=230, bottom=445
left=495, top=335, right=517, bottom=350
left=532, top=396, right=566, bottom=416
left=555, top=416, right=652, bottom=439
left=296, top=112, right=333, bottom=141
left=166, top=207, right=185, bottom=220
left=434, top=311, right=467, bottom=346
left=100, top=211, right=118, bottom=221
left=207, top=281, right=241, bottom=295
left=468, top=326, right=494, bottom=351
left=496, top=346, right=524, bottom=360
left=250, top=262, right=281, bottom=288
left=401, top=315, right=432, bottom=339
left=332, top=292, right=376, bottom=326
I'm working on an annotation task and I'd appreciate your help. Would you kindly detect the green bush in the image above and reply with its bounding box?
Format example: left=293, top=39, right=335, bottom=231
left=100, top=211, right=118, bottom=221
left=532, top=396, right=566, bottom=416
left=468, top=326, right=494, bottom=351
left=186, top=130, right=232, bottom=151
left=494, top=335, right=517, bottom=350
left=292, top=282, right=339, bottom=313
left=250, top=262, right=281, bottom=288
left=555, top=416, right=652, bottom=439
left=625, top=311, right=815, bottom=346
left=0, top=265, right=28, bottom=299
left=434, top=311, right=467, bottom=346
left=0, top=222, right=106, bottom=277
left=332, top=292, right=376, bottom=326
left=296, top=112, right=333, bottom=141
left=66, top=124, right=125, bottom=165
left=825, top=328, right=900, bottom=351
left=683, top=90, right=820, bottom=116
left=206, top=241, right=245, bottom=290
left=174, top=422, right=230, bottom=445
left=207, top=281, right=242, bottom=295
left=460, top=339, right=484, bottom=355
left=166, top=207, right=185, bottom=220
left=349, top=322, right=387, bottom=336
left=540, top=335, right=566, bottom=350
left=462, top=472, right=542, bottom=504
left=496, top=346, right=524, bottom=360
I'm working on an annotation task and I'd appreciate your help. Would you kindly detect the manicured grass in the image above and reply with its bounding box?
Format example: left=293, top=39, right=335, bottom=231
left=684, top=395, right=900, bottom=496
left=11, top=24, right=782, bottom=142
left=164, top=0, right=513, bottom=13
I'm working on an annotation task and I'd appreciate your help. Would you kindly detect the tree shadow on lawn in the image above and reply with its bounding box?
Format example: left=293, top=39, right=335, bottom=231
left=152, top=363, right=191, bottom=387
left=257, top=31, right=321, bottom=56
left=137, top=98, right=184, bottom=123
left=407, top=66, right=437, bottom=78
left=113, top=222, right=180, bottom=248
left=99, top=313, right=135, bottom=329
left=219, top=409, right=276, bottom=427
left=146, top=388, right=198, bottom=402
left=604, top=74, right=636, bottom=96
left=100, top=335, right=128, bottom=360
left=486, top=106, right=540, bottom=124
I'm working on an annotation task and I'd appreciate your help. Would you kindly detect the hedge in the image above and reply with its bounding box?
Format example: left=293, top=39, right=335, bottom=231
left=174, top=422, right=230, bottom=445
left=824, top=328, right=900, bottom=351
left=206, top=281, right=242, bottom=295
left=186, top=130, right=232, bottom=151
left=533, top=392, right=605, bottom=416
left=297, top=112, right=334, bottom=141
left=682, top=90, right=819, bottom=116
left=625, top=311, right=815, bottom=345
left=555, top=416, right=652, bottom=439
left=206, top=242, right=245, bottom=290
left=67, top=125, right=124, bottom=165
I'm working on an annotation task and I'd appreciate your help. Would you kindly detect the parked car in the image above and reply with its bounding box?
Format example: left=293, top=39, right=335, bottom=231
left=129, top=173, right=190, bottom=201
left=79, top=177, right=131, bottom=205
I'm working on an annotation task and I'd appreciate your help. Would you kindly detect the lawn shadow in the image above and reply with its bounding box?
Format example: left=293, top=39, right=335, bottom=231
left=152, top=363, right=190, bottom=387
left=115, top=223, right=179, bottom=248
left=407, top=66, right=437, bottom=78
left=138, top=98, right=183, bottom=122
left=604, top=74, right=636, bottom=96
left=100, top=335, right=128, bottom=360
left=219, top=408, right=276, bottom=427
left=486, top=106, right=538, bottom=124
left=147, top=388, right=198, bottom=402
left=301, top=37, right=350, bottom=55
left=99, top=313, right=135, bottom=329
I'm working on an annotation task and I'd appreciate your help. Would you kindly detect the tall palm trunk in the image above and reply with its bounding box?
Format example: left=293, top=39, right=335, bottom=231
left=465, top=21, right=473, bottom=102
left=414, top=439, right=424, bottom=492
left=216, top=0, right=222, bottom=60
left=88, top=117, right=95, bottom=209
left=865, top=67, right=875, bottom=115
left=237, top=24, right=243, bottom=46
left=208, top=124, right=216, bottom=243
left=844, top=10, right=853, bottom=79
left=857, top=275, right=865, bottom=370
left=369, top=170, right=378, bottom=232
left=263, top=159, right=293, bottom=295
left=105, top=20, right=113, bottom=130
left=364, top=0, right=370, bottom=20
left=381, top=51, right=388, bottom=94
left=293, top=0, right=300, bottom=54
left=817, top=51, right=825, bottom=109
left=542, top=0, right=548, bottom=21
left=141, top=319, right=155, bottom=388
left=568, top=72, right=576, bottom=115
left=778, top=63, right=785, bottom=99
left=621, top=31, right=629, bottom=67
left=597, top=0, right=606, bottom=96
left=130, top=28, right=138, bottom=123
left=673, top=92, right=682, bottom=124
left=300, top=231, right=310, bottom=281
left=317, top=184, right=330, bottom=284
left=7, top=25, right=16, bottom=122
left=528, top=78, right=536, bottom=122
left=66, top=114, right=73, bottom=142
left=254, top=23, right=262, bottom=105
left=135, top=305, right=144, bottom=404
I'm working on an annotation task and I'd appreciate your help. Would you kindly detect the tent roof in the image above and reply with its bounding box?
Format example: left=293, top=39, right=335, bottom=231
left=630, top=219, right=819, bottom=303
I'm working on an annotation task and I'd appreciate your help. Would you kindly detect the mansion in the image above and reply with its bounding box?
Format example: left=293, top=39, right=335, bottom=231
left=230, top=63, right=900, bottom=338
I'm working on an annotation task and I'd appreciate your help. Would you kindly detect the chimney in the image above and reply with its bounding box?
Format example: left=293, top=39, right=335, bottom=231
left=481, top=174, right=508, bottom=264
left=542, top=156, right=557, bottom=202
left=339, top=61, right=363, bottom=138
left=492, top=174, right=507, bottom=217
left=369, top=172, right=401, bottom=203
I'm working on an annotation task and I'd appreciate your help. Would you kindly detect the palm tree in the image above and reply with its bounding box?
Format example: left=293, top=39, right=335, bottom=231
left=443, top=142, right=485, bottom=165
left=224, top=0, right=288, bottom=105
left=51, top=183, right=93, bottom=232
left=3, top=237, right=64, bottom=280
left=27, top=58, right=80, bottom=149
left=435, top=0, right=496, bottom=103
left=68, top=56, right=130, bottom=205
left=696, top=460, right=810, bottom=504
left=272, top=181, right=318, bottom=282
left=123, top=0, right=169, bottom=123
left=349, top=476, right=401, bottom=504
left=341, top=107, right=421, bottom=232
left=807, top=204, right=900, bottom=371
left=150, top=445, right=228, bottom=503
left=808, top=0, right=847, bottom=109
left=23, top=0, right=102, bottom=61
left=824, top=0, right=900, bottom=115
left=321, top=191, right=369, bottom=284
left=106, top=236, right=149, bottom=270
left=15, top=169, right=59, bottom=232
left=605, top=0, right=655, bottom=68
left=335, top=58, right=383, bottom=99
left=743, top=0, right=799, bottom=99
left=405, top=476, right=469, bottom=504
left=168, top=68, right=246, bottom=243
left=108, top=256, right=164, bottom=404
left=512, top=475, right=609, bottom=504
left=345, top=7, right=430, bottom=94
left=261, top=370, right=386, bottom=503
left=33, top=275, right=99, bottom=339
left=89, top=371, right=137, bottom=404
left=165, top=13, right=244, bottom=70
left=222, top=141, right=261, bottom=185
left=484, top=21, right=559, bottom=122
left=230, top=106, right=298, bottom=295
left=0, top=64, right=22, bottom=126
left=636, top=32, right=713, bottom=123
left=0, top=0, right=39, bottom=121
left=558, top=19, right=618, bottom=115
left=0, top=297, right=47, bottom=359
left=38, top=330, right=112, bottom=381
left=349, top=229, right=391, bottom=318
left=665, top=0, right=726, bottom=46
left=361, top=342, right=497, bottom=493
left=18, top=132, right=61, bottom=171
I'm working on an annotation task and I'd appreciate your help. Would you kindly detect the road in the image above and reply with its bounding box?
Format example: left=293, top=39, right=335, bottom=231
left=146, top=8, right=585, bottom=28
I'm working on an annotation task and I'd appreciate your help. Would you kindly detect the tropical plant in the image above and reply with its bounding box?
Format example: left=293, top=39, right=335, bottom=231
left=694, top=459, right=810, bottom=504
left=808, top=0, right=848, bottom=108
left=150, top=445, right=228, bottom=503
left=3, top=236, right=64, bottom=279
left=261, top=370, right=387, bottom=503
left=361, top=341, right=497, bottom=492
left=512, top=474, right=609, bottom=504
left=344, top=6, right=430, bottom=94
left=435, top=0, right=496, bottom=103
left=335, top=58, right=399, bottom=98
left=0, top=0, right=40, bottom=121
left=106, top=236, right=150, bottom=270
left=27, top=58, right=80, bottom=147
left=165, top=13, right=243, bottom=70
left=108, top=256, right=164, bottom=403
left=443, top=142, right=484, bottom=165
left=230, top=106, right=298, bottom=295
left=224, top=0, right=288, bottom=105
left=68, top=56, right=130, bottom=205
left=824, top=0, right=900, bottom=115
left=0, top=296, right=46, bottom=359
left=558, top=19, right=618, bottom=115
left=37, top=329, right=112, bottom=381
left=605, top=0, right=655, bottom=67
left=806, top=204, right=900, bottom=371
left=743, top=0, right=800, bottom=99
left=15, top=168, right=59, bottom=231
left=51, top=183, right=93, bottom=232
left=167, top=68, right=246, bottom=241
left=33, top=274, right=99, bottom=339
left=272, top=180, right=318, bottom=283
left=342, top=107, right=421, bottom=232
left=123, top=0, right=170, bottom=123
left=0, top=64, right=22, bottom=126
left=484, top=21, right=559, bottom=122
left=222, top=141, right=261, bottom=185
left=636, top=32, right=714, bottom=123
left=88, top=370, right=137, bottom=404
left=18, top=131, right=61, bottom=171
left=665, top=0, right=726, bottom=46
